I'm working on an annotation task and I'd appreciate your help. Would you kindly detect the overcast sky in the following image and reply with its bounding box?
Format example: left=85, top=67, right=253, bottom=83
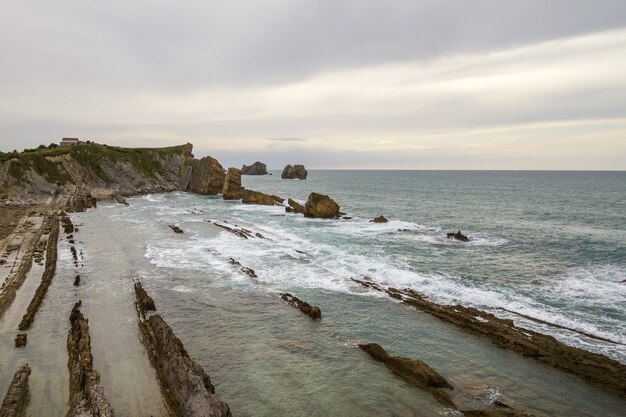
left=1, top=1, right=625, bottom=169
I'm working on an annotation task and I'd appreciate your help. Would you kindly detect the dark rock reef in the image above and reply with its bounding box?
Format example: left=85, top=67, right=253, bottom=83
left=281, top=164, right=307, bottom=179
left=168, top=224, right=184, bottom=234
left=281, top=293, right=322, bottom=319
left=0, top=364, right=31, bottom=417
left=14, top=334, right=27, bottom=348
left=351, top=278, right=626, bottom=400
left=303, top=193, right=340, bottom=219
left=241, top=162, right=267, bottom=175
left=358, top=343, right=455, bottom=407
left=241, top=190, right=284, bottom=206
left=222, top=168, right=245, bottom=200
left=67, top=302, right=114, bottom=417
left=371, top=215, right=388, bottom=223
left=134, top=281, right=231, bottom=417
left=447, top=230, right=469, bottom=242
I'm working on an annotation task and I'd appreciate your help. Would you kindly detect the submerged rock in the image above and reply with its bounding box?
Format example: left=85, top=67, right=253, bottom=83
left=303, top=193, right=340, bottom=219
left=222, top=168, right=244, bottom=200
left=73, top=275, right=80, bottom=286
left=281, top=293, right=322, bottom=319
left=241, top=190, right=284, bottom=206
left=15, top=333, right=27, bottom=348
left=281, top=164, right=307, bottom=179
left=241, top=162, right=268, bottom=175
left=168, top=224, right=184, bottom=234
left=447, top=230, right=469, bottom=242
left=371, top=215, right=388, bottom=223
left=0, top=364, right=31, bottom=417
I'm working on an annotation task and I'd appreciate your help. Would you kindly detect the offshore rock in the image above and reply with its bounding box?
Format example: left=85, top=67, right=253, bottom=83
left=67, top=302, right=114, bottom=417
left=285, top=198, right=305, bottom=214
left=134, top=281, right=231, bottom=417
left=358, top=343, right=455, bottom=407
left=0, top=364, right=31, bottom=417
left=281, top=293, right=322, bottom=319
left=222, top=168, right=244, bottom=200
left=303, top=192, right=340, bottom=219
left=447, top=230, right=469, bottom=242
left=241, top=162, right=267, bottom=175
left=181, top=156, right=225, bottom=195
left=14, top=334, right=27, bottom=348
left=281, top=164, right=307, bottom=179
left=168, top=225, right=184, bottom=234
left=371, top=215, right=388, bottom=223
left=242, top=190, right=284, bottom=206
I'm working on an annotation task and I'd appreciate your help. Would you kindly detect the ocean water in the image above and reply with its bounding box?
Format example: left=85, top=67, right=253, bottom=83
left=3, top=170, right=625, bottom=416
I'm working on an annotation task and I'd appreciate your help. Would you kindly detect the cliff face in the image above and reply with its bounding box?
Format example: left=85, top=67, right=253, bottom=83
left=0, top=143, right=224, bottom=203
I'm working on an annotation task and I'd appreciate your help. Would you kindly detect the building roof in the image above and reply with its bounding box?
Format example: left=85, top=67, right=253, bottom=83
left=61, top=138, right=80, bottom=141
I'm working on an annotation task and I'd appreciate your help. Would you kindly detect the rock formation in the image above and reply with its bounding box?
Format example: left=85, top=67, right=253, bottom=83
left=134, top=281, right=231, bottom=417
left=281, top=293, right=322, bottom=319
left=222, top=168, right=244, bottom=200
left=241, top=162, right=267, bottom=175
left=371, top=215, right=388, bottom=223
left=241, top=190, right=284, bottom=206
left=0, top=364, right=31, bottom=417
left=168, top=225, right=184, bottom=234
left=181, top=155, right=225, bottom=195
left=281, top=164, right=307, bottom=179
left=285, top=198, right=305, bottom=214
left=447, top=230, right=469, bottom=242
left=303, top=193, right=340, bottom=218
left=14, top=334, right=27, bottom=348
left=67, top=302, right=114, bottom=417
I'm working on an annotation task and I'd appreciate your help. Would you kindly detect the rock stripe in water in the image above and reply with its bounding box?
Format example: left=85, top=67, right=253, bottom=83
left=0, top=364, right=31, bottom=417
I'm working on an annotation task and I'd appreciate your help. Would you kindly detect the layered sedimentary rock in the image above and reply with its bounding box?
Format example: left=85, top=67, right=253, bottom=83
left=241, top=162, right=267, bottom=175
left=181, top=156, right=225, bottom=195
left=285, top=198, right=305, bottom=214
left=281, top=164, right=307, bottom=179
left=222, top=168, right=244, bottom=200
left=134, top=281, right=231, bottom=417
left=0, top=364, right=31, bottom=417
left=241, top=190, right=284, bottom=206
left=66, top=302, right=114, bottom=417
left=303, top=193, right=340, bottom=218
left=281, top=293, right=321, bottom=319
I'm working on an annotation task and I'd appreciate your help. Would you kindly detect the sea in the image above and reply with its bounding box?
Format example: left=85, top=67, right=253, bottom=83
left=1, top=170, right=625, bottom=416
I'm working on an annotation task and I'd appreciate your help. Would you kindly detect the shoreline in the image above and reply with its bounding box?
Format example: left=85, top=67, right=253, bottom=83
left=1, top=191, right=625, bottom=416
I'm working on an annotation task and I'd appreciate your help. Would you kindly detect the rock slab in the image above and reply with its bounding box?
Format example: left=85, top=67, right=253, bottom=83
left=181, top=156, right=225, bottom=195
left=0, top=364, right=31, bottom=417
left=222, top=168, right=244, bottom=200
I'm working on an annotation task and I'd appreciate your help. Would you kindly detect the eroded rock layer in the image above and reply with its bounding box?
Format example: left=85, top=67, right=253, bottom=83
left=0, top=364, right=31, bottom=417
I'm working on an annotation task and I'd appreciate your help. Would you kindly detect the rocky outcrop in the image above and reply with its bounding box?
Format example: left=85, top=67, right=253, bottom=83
left=371, top=215, right=388, bottom=223
left=181, top=155, right=225, bottom=195
left=281, top=293, right=321, bottom=319
left=241, top=190, right=284, bottom=206
left=168, top=225, right=184, bottom=234
left=18, top=214, right=59, bottom=331
left=0, top=364, right=31, bottom=417
left=241, top=162, right=267, bottom=175
left=67, top=301, right=114, bottom=417
left=227, top=258, right=257, bottom=279
left=285, top=198, right=305, bottom=214
left=351, top=278, right=626, bottom=400
left=359, top=343, right=454, bottom=406
left=303, top=193, right=340, bottom=219
left=222, top=168, right=244, bottom=200
left=134, top=280, right=156, bottom=315
left=14, top=334, right=27, bottom=348
left=281, top=164, right=307, bottom=179
left=447, top=230, right=469, bottom=242
left=134, top=281, right=231, bottom=417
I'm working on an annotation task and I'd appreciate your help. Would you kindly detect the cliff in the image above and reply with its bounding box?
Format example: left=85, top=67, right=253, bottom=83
left=0, top=143, right=224, bottom=204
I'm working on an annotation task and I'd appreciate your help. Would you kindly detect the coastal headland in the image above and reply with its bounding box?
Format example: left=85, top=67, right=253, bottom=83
left=0, top=143, right=624, bottom=416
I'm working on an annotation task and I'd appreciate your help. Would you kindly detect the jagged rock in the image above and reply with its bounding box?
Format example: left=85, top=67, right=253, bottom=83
left=222, top=168, right=244, bottom=200
left=285, top=198, right=305, bottom=214
left=0, top=364, right=31, bottom=417
left=134, top=281, right=231, bottom=417
left=113, top=194, right=128, bottom=206
left=67, top=301, right=114, bottom=417
left=359, top=343, right=455, bottom=407
left=303, top=193, right=340, bottom=219
left=281, top=293, right=321, bottom=319
left=15, top=334, right=27, bottom=348
left=169, top=225, right=184, bottom=234
left=281, top=164, right=307, bottom=179
left=447, top=230, right=469, bottom=242
left=134, top=280, right=156, bottom=316
left=242, top=190, right=284, bottom=206
left=371, top=215, right=388, bottom=223
left=181, top=156, right=225, bottom=195
left=73, top=275, right=80, bottom=286
left=241, top=162, right=267, bottom=175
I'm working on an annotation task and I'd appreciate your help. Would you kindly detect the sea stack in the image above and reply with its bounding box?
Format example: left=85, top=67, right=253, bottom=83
left=222, top=167, right=245, bottom=200
left=241, top=162, right=268, bottom=175
left=281, top=164, right=307, bottom=179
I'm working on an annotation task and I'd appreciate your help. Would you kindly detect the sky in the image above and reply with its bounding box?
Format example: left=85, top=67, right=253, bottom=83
left=1, top=1, right=626, bottom=169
